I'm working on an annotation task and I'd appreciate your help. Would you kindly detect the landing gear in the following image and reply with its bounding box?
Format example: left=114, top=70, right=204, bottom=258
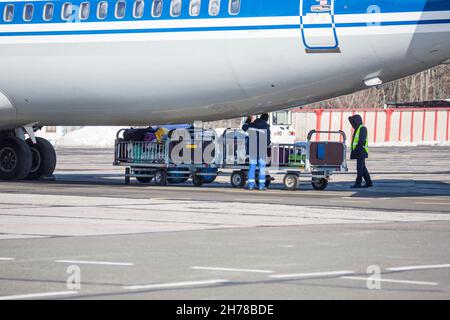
left=26, top=137, right=56, bottom=180
left=0, top=137, right=32, bottom=180
left=0, top=131, right=56, bottom=181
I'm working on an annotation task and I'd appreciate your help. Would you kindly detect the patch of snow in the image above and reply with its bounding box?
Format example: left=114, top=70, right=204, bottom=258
left=53, top=126, right=450, bottom=148
left=55, top=126, right=123, bottom=148
left=372, top=141, right=450, bottom=147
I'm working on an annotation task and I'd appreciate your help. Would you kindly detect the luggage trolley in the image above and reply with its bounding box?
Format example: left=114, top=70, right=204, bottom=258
left=282, top=130, right=348, bottom=191
left=113, top=128, right=219, bottom=186
left=222, top=128, right=347, bottom=191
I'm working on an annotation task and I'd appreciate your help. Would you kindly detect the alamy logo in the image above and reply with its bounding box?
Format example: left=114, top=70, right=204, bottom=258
left=366, top=265, right=381, bottom=290
left=66, top=265, right=81, bottom=290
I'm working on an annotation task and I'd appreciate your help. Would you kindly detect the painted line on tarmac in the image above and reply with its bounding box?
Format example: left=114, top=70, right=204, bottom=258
left=0, top=291, right=78, bottom=300
left=0, top=257, right=14, bottom=261
left=386, top=264, right=450, bottom=272
left=341, top=276, right=438, bottom=286
left=191, top=266, right=274, bottom=274
left=405, top=197, right=449, bottom=201
left=55, top=260, right=134, bottom=266
left=330, top=200, right=371, bottom=204
left=270, top=270, right=355, bottom=279
left=415, top=202, right=450, bottom=206
left=123, top=279, right=229, bottom=291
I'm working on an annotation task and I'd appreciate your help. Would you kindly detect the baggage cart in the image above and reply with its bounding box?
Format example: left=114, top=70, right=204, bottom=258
left=113, top=128, right=219, bottom=186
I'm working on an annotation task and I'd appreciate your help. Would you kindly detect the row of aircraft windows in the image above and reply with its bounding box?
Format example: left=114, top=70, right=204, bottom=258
left=2, top=0, right=241, bottom=23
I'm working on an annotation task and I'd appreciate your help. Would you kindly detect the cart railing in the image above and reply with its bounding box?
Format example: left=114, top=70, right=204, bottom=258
left=306, top=130, right=348, bottom=172
left=114, top=140, right=168, bottom=164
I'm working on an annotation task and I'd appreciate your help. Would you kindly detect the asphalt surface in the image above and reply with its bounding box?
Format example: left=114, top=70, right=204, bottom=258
left=0, top=146, right=449, bottom=300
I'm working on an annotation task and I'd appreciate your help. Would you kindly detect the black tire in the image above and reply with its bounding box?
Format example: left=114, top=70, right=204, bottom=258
left=230, top=171, right=246, bottom=188
left=136, top=176, right=153, bottom=183
left=283, top=174, right=299, bottom=191
left=0, top=137, right=32, bottom=180
left=154, top=169, right=167, bottom=186
left=192, top=175, right=204, bottom=187
left=26, top=137, right=57, bottom=180
left=312, top=178, right=328, bottom=191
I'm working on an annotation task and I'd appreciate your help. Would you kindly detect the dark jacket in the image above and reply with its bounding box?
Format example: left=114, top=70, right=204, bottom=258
left=242, top=117, right=271, bottom=159
left=349, top=115, right=368, bottom=160
left=242, top=118, right=271, bottom=146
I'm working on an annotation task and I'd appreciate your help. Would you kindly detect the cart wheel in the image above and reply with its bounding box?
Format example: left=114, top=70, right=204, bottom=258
left=192, top=175, right=204, bottom=187
left=283, top=174, right=299, bottom=191
left=312, top=178, right=328, bottom=191
left=154, top=169, right=167, bottom=186
left=136, top=176, right=153, bottom=184
left=125, top=168, right=130, bottom=185
left=230, top=171, right=246, bottom=188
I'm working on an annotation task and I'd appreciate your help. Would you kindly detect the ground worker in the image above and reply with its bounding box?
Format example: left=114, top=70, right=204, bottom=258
left=242, top=113, right=271, bottom=190
left=348, top=114, right=373, bottom=188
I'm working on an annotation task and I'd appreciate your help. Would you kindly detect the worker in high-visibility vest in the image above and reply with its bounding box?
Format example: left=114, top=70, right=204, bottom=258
left=348, top=115, right=373, bottom=188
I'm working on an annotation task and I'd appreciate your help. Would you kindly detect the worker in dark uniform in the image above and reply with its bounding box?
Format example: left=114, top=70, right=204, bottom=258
left=348, top=114, right=373, bottom=188
left=242, top=114, right=271, bottom=190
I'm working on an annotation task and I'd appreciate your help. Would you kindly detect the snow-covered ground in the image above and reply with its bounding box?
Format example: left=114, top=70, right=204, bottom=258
left=51, top=126, right=450, bottom=148
left=54, top=126, right=123, bottom=148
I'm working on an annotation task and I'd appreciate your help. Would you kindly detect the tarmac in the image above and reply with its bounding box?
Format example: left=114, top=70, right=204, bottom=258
left=0, top=146, right=449, bottom=299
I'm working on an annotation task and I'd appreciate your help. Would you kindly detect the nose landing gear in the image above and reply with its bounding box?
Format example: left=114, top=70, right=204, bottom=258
left=0, top=130, right=56, bottom=181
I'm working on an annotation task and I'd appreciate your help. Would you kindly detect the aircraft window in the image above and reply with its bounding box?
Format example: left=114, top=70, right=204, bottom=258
left=43, top=3, right=54, bottom=21
left=189, top=0, right=200, bottom=17
left=79, top=2, right=90, bottom=20
left=62, top=3, right=73, bottom=21
left=97, top=1, right=108, bottom=19
left=152, top=0, right=163, bottom=18
left=133, top=0, right=145, bottom=18
left=23, top=4, right=34, bottom=22
left=228, top=0, right=240, bottom=15
left=209, top=0, right=220, bottom=16
left=3, top=4, right=14, bottom=22
left=170, top=0, right=182, bottom=17
left=115, top=0, right=126, bottom=19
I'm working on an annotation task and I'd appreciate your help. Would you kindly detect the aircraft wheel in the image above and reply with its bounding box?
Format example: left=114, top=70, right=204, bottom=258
left=0, top=137, right=32, bottom=180
left=26, top=137, right=57, bottom=180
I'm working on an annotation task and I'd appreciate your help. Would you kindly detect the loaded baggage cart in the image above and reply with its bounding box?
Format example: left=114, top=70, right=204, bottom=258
left=113, top=127, right=219, bottom=186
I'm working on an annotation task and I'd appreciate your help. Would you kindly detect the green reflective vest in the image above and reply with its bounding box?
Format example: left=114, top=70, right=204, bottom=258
left=352, top=125, right=369, bottom=154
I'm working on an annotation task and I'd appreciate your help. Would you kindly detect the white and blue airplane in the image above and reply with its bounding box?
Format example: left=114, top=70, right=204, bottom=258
left=0, top=0, right=449, bottom=180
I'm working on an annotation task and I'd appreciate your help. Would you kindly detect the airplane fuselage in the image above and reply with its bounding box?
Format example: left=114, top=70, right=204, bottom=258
left=0, top=0, right=449, bottom=130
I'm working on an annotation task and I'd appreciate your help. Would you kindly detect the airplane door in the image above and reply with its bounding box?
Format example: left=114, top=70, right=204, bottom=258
left=300, top=0, right=340, bottom=52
